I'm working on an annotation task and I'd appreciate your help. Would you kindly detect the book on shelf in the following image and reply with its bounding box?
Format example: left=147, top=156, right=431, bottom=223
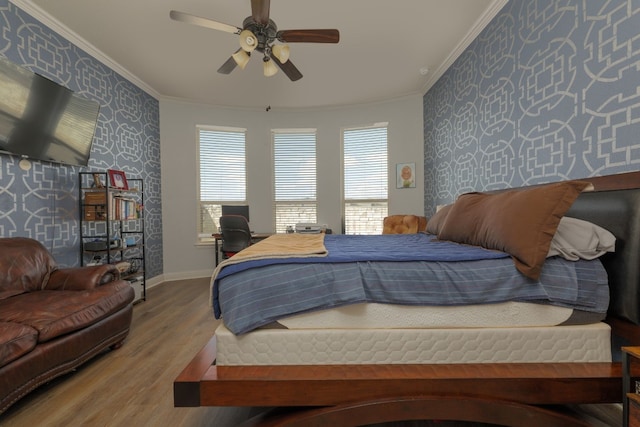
left=83, top=191, right=141, bottom=220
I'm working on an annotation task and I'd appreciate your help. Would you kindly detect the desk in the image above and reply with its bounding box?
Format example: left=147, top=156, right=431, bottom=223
left=213, top=233, right=272, bottom=266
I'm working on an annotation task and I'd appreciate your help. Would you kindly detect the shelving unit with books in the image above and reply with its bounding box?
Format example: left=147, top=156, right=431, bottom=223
left=79, top=171, right=146, bottom=302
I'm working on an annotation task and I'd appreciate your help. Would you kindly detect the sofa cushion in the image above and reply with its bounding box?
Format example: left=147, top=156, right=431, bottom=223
left=0, top=289, right=26, bottom=301
left=0, top=237, right=56, bottom=292
left=0, top=281, right=134, bottom=342
left=0, top=322, right=38, bottom=368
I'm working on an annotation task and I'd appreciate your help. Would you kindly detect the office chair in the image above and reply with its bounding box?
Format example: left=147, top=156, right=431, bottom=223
left=219, top=215, right=252, bottom=259
left=382, top=215, right=427, bottom=234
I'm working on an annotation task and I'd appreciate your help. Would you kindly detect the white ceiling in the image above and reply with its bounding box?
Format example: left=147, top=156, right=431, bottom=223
left=16, top=0, right=505, bottom=109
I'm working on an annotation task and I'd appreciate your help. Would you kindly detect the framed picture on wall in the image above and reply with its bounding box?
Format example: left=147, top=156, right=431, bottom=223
left=108, top=169, right=129, bottom=190
left=396, top=163, right=415, bottom=188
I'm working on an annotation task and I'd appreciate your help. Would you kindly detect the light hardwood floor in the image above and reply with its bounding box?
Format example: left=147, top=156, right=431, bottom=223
left=0, top=278, right=623, bottom=427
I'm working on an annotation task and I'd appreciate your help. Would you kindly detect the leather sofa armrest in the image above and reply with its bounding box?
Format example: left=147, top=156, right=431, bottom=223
left=45, top=264, right=122, bottom=291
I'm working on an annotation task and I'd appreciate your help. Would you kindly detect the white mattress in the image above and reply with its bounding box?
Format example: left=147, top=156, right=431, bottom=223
left=215, top=322, right=611, bottom=366
left=276, top=302, right=574, bottom=329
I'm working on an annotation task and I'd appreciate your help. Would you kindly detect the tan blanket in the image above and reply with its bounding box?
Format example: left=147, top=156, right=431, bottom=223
left=210, top=233, right=327, bottom=305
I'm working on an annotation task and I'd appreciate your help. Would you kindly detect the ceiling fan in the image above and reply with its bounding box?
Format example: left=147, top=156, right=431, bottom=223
left=170, top=0, right=340, bottom=81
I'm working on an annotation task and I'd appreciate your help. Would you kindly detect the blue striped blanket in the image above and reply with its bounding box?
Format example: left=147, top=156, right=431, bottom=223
left=212, top=233, right=609, bottom=334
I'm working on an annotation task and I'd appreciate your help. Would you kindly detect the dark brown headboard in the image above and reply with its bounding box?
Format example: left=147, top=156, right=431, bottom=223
left=563, top=171, right=640, bottom=325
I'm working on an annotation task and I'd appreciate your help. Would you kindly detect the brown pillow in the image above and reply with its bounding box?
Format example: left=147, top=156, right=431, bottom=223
left=438, top=180, right=592, bottom=280
left=426, top=204, right=452, bottom=235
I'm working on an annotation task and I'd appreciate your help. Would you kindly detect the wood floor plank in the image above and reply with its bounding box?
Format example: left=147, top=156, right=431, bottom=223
left=0, top=278, right=622, bottom=426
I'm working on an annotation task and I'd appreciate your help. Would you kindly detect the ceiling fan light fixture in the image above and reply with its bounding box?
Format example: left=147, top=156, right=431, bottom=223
left=271, top=44, right=290, bottom=63
left=263, top=57, right=278, bottom=77
left=232, top=49, right=251, bottom=69
left=239, top=29, right=258, bottom=52
left=171, top=1, right=340, bottom=82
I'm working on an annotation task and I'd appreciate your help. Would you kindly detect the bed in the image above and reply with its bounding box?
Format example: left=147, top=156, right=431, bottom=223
left=174, top=171, right=640, bottom=426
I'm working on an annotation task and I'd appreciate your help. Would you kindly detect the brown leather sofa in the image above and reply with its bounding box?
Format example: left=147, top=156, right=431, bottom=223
left=0, top=237, right=135, bottom=414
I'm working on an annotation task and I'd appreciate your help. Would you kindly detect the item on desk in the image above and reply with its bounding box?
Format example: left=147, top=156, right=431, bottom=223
left=295, top=223, right=326, bottom=234
left=286, top=226, right=294, bottom=234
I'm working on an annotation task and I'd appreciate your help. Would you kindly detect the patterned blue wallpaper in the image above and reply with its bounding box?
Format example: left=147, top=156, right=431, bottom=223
left=0, top=1, right=162, bottom=277
left=423, top=0, right=640, bottom=215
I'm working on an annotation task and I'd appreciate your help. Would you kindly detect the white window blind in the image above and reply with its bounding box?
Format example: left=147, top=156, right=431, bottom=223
left=198, top=126, right=246, bottom=241
left=343, top=125, right=388, bottom=234
left=273, top=130, right=317, bottom=233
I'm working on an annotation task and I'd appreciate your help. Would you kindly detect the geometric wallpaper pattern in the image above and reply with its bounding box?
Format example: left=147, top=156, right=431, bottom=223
left=0, top=1, right=162, bottom=277
left=423, top=0, right=640, bottom=215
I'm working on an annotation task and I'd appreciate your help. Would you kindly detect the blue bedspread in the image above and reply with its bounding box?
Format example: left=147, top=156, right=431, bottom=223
left=212, top=234, right=609, bottom=334
left=215, top=234, right=507, bottom=279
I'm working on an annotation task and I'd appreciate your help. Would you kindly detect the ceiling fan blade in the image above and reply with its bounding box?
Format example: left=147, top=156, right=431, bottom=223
left=217, top=53, right=239, bottom=74
left=277, top=29, right=340, bottom=44
left=170, top=10, right=241, bottom=34
left=270, top=54, right=303, bottom=81
left=251, top=0, right=270, bottom=25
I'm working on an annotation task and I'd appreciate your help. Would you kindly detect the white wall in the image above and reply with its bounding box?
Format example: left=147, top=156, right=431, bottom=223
left=159, top=94, right=424, bottom=279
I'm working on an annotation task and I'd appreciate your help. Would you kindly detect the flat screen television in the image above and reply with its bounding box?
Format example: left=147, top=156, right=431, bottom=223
left=0, top=56, right=100, bottom=167
left=221, top=205, right=250, bottom=223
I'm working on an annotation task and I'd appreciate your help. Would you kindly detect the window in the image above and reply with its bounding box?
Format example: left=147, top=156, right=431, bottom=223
left=343, top=124, right=388, bottom=234
left=273, top=130, right=317, bottom=233
left=198, top=126, right=246, bottom=242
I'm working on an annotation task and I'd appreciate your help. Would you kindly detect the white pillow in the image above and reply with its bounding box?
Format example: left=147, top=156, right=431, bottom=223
left=547, top=216, right=615, bottom=260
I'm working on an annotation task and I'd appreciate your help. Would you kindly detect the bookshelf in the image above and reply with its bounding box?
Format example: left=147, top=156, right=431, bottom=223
left=79, top=171, right=146, bottom=302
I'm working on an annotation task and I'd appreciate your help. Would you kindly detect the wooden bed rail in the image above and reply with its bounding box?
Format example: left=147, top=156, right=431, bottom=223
left=174, top=335, right=622, bottom=425
left=173, top=334, right=217, bottom=407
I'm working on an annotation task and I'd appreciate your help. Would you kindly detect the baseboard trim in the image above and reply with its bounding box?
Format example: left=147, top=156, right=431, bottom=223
left=147, top=270, right=213, bottom=289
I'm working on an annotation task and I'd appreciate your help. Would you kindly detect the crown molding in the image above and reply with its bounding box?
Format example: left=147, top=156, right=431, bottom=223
left=420, top=0, right=508, bottom=95
left=9, top=0, right=161, bottom=99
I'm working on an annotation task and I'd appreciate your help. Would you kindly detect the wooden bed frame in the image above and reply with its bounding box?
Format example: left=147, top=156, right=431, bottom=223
left=175, top=171, right=640, bottom=426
